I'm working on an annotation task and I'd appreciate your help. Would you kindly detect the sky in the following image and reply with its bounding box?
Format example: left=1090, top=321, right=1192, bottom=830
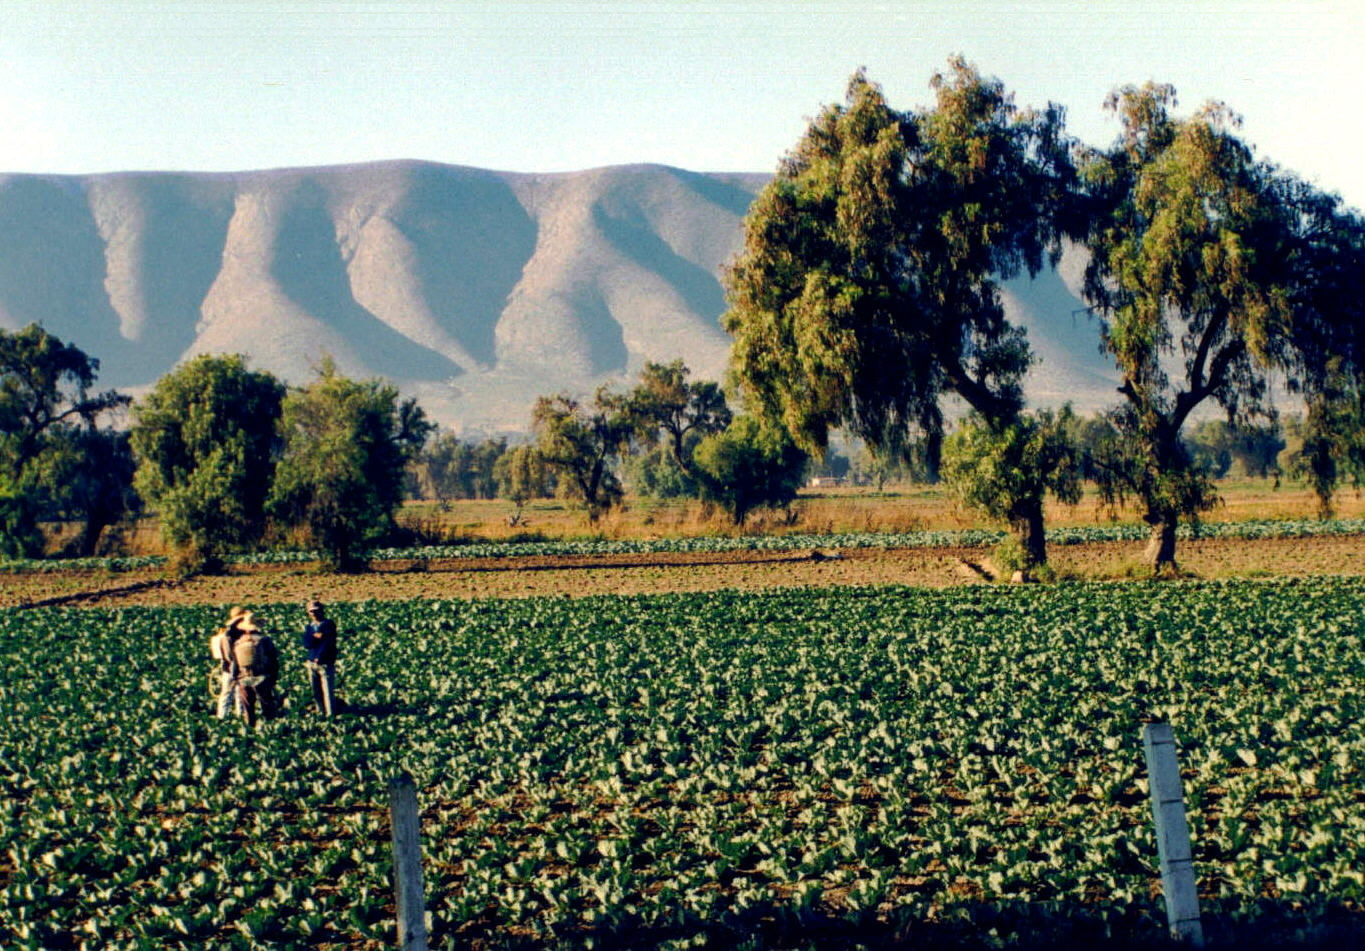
left=2, top=1, right=1362, bottom=210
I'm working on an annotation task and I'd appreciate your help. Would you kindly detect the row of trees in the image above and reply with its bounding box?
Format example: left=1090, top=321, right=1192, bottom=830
left=0, top=318, right=812, bottom=566
left=528, top=360, right=809, bottom=526
left=412, top=397, right=1295, bottom=504
left=135, top=353, right=431, bottom=572
left=724, top=59, right=1365, bottom=574
left=0, top=318, right=1335, bottom=571
left=0, top=318, right=808, bottom=567
left=0, top=327, right=429, bottom=571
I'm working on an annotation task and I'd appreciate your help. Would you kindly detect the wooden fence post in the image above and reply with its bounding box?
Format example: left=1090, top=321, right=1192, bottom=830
left=389, top=772, right=429, bottom=950
left=1142, top=722, right=1205, bottom=947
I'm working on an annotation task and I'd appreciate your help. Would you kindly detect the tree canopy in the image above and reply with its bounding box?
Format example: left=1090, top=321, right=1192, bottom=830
left=1078, top=84, right=1360, bottom=567
left=131, top=354, right=285, bottom=572
left=1270, top=176, right=1365, bottom=515
left=940, top=408, right=1082, bottom=570
left=692, top=415, right=809, bottom=526
left=532, top=388, right=633, bottom=523
left=269, top=360, right=432, bottom=571
left=624, top=360, right=732, bottom=476
left=724, top=59, right=1077, bottom=568
left=0, top=325, right=130, bottom=557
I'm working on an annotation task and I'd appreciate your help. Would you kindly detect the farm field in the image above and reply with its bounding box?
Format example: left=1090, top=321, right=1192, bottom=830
left=2, top=581, right=1363, bottom=948
left=11, top=477, right=1361, bottom=611
left=6, top=525, right=1365, bottom=611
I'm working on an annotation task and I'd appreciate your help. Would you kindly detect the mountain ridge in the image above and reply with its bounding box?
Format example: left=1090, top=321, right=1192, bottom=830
left=0, top=160, right=1116, bottom=434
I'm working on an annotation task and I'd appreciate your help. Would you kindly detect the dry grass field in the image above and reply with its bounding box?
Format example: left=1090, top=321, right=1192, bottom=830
left=392, top=478, right=1365, bottom=545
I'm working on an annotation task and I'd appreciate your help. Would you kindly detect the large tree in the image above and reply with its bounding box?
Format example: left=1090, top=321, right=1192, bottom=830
left=1078, top=84, right=1362, bottom=568
left=1269, top=176, right=1365, bottom=515
left=269, top=361, right=433, bottom=571
left=692, top=415, right=809, bottom=526
left=0, top=325, right=129, bottom=557
left=38, top=425, right=141, bottom=557
left=724, top=60, right=1077, bottom=570
left=531, top=387, right=634, bottom=523
left=131, top=354, right=285, bottom=571
left=624, top=360, right=732, bottom=477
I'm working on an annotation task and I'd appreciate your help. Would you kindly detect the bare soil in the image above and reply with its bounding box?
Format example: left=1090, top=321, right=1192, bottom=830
left=7, top=534, right=1365, bottom=611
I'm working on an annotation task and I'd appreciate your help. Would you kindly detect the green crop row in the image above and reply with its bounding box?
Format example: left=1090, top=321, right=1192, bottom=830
left=5, top=516, right=1365, bottom=575
left=1, top=581, right=1363, bottom=947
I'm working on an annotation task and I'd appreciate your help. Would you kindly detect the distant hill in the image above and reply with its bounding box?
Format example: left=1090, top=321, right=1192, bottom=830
left=0, top=160, right=1118, bottom=433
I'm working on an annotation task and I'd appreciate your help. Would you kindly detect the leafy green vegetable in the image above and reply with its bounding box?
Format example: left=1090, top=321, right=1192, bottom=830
left=1, top=580, right=1361, bottom=946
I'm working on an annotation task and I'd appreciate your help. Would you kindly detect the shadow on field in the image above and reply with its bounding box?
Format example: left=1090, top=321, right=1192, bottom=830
left=437, top=898, right=1365, bottom=950
left=414, top=551, right=825, bottom=575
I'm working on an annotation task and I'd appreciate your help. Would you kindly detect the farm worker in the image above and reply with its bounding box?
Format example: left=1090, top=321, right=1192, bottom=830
left=231, top=611, right=280, bottom=727
left=208, top=606, right=247, bottom=718
left=301, top=599, right=339, bottom=715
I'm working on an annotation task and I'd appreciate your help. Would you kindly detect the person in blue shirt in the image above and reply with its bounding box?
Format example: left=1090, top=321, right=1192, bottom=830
left=301, top=599, right=339, bottom=715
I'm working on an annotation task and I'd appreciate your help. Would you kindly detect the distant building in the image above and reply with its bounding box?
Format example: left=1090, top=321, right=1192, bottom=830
left=808, top=476, right=847, bottom=489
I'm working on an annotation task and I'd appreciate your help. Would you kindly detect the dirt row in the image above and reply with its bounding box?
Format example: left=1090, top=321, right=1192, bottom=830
left=5, top=534, right=1365, bottom=611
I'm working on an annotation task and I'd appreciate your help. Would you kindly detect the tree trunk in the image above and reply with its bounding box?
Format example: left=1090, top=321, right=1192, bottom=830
left=76, top=515, right=108, bottom=558
left=1144, top=519, right=1178, bottom=574
left=1009, top=498, right=1048, bottom=579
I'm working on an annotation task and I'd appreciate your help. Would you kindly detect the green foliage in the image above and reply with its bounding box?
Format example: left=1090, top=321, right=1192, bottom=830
left=1280, top=407, right=1365, bottom=519
left=1268, top=177, right=1365, bottom=516
left=623, top=443, right=699, bottom=499
left=1185, top=419, right=1285, bottom=481
left=131, top=354, right=285, bottom=571
left=36, top=425, right=141, bottom=557
left=0, top=471, right=41, bottom=558
left=1063, top=412, right=1125, bottom=484
left=940, top=408, right=1082, bottom=569
left=1184, top=420, right=1235, bottom=479
left=725, top=60, right=1075, bottom=562
left=620, top=359, right=740, bottom=506
left=726, top=60, right=1074, bottom=451
left=269, top=360, right=432, bottom=571
left=691, top=415, right=809, bottom=525
left=1078, top=84, right=1364, bottom=566
left=409, top=432, right=507, bottom=502
left=494, top=444, right=551, bottom=518
left=850, top=437, right=939, bottom=489
left=532, top=387, right=634, bottom=522
left=0, top=324, right=129, bottom=557
left=3, top=581, right=1364, bottom=946
left=623, top=360, right=731, bottom=473
left=989, top=535, right=1030, bottom=577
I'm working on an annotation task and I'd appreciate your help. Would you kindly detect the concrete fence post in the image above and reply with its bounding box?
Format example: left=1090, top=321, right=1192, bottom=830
left=1142, top=722, right=1205, bottom=947
left=389, top=772, right=429, bottom=950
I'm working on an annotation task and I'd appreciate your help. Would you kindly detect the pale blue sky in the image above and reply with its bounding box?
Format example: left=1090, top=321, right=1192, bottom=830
left=2, top=1, right=1362, bottom=208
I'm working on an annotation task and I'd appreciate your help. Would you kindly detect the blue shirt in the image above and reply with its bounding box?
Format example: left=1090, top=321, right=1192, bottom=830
left=302, top=618, right=338, bottom=665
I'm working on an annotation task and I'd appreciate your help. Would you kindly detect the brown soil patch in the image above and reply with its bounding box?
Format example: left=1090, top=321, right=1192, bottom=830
left=6, top=533, right=1365, bottom=610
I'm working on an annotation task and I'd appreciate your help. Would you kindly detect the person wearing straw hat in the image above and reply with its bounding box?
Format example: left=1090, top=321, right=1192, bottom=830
left=209, top=606, right=248, bottom=718
left=231, top=610, right=279, bottom=727
left=301, top=599, right=339, bottom=715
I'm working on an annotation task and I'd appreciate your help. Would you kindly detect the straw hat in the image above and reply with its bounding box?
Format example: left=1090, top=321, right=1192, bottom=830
left=237, top=610, right=261, bottom=632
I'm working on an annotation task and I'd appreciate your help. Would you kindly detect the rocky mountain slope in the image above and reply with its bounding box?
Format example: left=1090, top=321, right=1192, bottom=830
left=0, top=160, right=1116, bottom=433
